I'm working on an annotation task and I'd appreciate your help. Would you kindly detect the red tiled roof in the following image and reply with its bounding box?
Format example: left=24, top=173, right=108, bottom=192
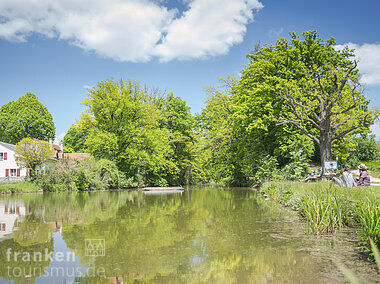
left=32, top=138, right=61, bottom=152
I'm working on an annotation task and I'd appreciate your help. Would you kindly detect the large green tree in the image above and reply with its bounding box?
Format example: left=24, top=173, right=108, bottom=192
left=63, top=124, right=88, bottom=152
left=200, top=76, right=245, bottom=185
left=234, top=31, right=377, bottom=172
left=0, top=93, right=55, bottom=144
left=158, top=93, right=196, bottom=185
left=83, top=79, right=181, bottom=186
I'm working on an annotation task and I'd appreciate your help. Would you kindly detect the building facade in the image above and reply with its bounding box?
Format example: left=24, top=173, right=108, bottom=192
left=0, top=142, right=27, bottom=181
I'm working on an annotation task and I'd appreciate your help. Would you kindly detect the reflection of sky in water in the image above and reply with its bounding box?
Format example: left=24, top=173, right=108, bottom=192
left=35, top=233, right=88, bottom=284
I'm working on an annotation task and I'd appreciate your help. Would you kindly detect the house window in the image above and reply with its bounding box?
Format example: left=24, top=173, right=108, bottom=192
left=0, top=153, right=3, bottom=161
left=10, top=169, right=17, bottom=177
left=8, top=205, right=16, bottom=214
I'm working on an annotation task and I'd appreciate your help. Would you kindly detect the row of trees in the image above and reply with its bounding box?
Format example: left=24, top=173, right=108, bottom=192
left=1, top=30, right=378, bottom=187
left=64, top=80, right=200, bottom=186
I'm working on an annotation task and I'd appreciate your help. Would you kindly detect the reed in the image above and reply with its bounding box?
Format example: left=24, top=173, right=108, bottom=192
left=355, top=197, right=380, bottom=252
left=261, top=181, right=380, bottom=255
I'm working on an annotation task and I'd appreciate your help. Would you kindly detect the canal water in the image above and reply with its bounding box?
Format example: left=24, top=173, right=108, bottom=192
left=0, top=188, right=378, bottom=283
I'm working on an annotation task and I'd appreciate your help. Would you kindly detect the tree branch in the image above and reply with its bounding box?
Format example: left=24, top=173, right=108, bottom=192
left=276, top=120, right=320, bottom=144
left=331, top=114, right=371, bottom=141
left=283, top=90, right=321, bottom=130
left=338, top=61, right=357, bottom=95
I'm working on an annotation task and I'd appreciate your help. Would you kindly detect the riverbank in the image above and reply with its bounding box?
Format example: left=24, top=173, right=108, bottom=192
left=260, top=181, right=380, bottom=256
left=0, top=182, right=42, bottom=194
left=0, top=181, right=138, bottom=194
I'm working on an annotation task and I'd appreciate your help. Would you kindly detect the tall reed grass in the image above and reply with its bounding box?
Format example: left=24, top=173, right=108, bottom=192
left=261, top=181, right=380, bottom=256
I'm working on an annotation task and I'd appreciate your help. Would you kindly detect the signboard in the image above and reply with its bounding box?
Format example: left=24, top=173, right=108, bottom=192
left=324, top=161, right=338, bottom=171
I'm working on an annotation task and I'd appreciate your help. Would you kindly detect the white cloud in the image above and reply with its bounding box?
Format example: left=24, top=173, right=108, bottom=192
left=268, top=27, right=283, bottom=38
left=0, top=0, right=263, bottom=62
left=336, top=43, right=380, bottom=86
left=370, top=123, right=380, bottom=140
left=54, top=132, right=66, bottom=145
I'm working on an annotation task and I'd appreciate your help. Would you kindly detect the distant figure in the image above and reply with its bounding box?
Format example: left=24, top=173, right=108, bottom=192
left=300, top=167, right=322, bottom=182
left=332, top=165, right=356, bottom=187
left=355, top=163, right=371, bottom=186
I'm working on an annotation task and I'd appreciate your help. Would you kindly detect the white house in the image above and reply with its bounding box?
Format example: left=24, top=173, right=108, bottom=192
left=0, top=142, right=27, bottom=181
left=0, top=200, right=26, bottom=240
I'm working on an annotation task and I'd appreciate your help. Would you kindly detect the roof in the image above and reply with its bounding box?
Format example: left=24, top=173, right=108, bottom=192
left=0, top=141, right=16, bottom=151
left=32, top=138, right=61, bottom=152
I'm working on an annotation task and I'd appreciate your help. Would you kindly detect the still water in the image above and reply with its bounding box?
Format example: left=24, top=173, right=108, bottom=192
left=0, top=188, right=378, bottom=283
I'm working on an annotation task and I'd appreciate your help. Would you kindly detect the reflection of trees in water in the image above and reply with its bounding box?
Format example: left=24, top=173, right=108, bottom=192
left=0, top=234, right=53, bottom=283
left=14, top=214, right=53, bottom=246
left=1, top=189, right=315, bottom=283
left=57, top=189, right=314, bottom=282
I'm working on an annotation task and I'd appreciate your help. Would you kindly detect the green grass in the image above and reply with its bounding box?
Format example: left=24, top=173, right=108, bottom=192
left=0, top=182, right=42, bottom=193
left=261, top=181, right=380, bottom=256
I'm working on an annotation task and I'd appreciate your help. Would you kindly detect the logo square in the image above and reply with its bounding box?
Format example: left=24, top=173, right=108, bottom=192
left=85, top=239, right=105, bottom=257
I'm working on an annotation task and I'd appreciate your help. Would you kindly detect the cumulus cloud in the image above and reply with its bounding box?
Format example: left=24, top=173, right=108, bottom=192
left=336, top=43, right=380, bottom=86
left=0, top=0, right=263, bottom=62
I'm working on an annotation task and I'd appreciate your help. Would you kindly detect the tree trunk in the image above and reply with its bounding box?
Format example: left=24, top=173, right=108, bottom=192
left=319, top=132, right=332, bottom=173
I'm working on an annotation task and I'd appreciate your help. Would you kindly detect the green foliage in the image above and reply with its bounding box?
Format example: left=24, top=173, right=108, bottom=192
left=349, top=135, right=380, bottom=163
left=200, top=76, right=247, bottom=185
left=282, top=150, right=310, bottom=180
left=63, top=125, right=88, bottom=152
left=0, top=182, right=41, bottom=193
left=299, top=185, right=347, bottom=234
left=355, top=197, right=380, bottom=255
left=261, top=181, right=380, bottom=254
left=0, top=93, right=55, bottom=144
left=15, top=137, right=55, bottom=173
left=75, top=170, right=90, bottom=191
left=36, top=158, right=78, bottom=191
left=81, top=78, right=196, bottom=186
left=37, top=157, right=136, bottom=191
left=232, top=30, right=376, bottom=173
left=118, top=172, right=138, bottom=188
left=158, top=93, right=196, bottom=185
left=252, top=156, right=282, bottom=185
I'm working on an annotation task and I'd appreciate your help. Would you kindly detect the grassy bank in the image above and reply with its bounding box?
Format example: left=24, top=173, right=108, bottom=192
left=0, top=182, right=42, bottom=193
left=260, top=181, right=380, bottom=256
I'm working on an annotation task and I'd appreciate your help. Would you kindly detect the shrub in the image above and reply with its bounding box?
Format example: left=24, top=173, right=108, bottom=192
left=282, top=150, right=309, bottom=180
left=348, top=135, right=380, bottom=166
left=252, top=156, right=283, bottom=186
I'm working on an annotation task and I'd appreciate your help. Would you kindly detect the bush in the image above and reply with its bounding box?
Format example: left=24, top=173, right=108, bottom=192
left=35, top=157, right=141, bottom=191
left=36, top=159, right=77, bottom=192
left=348, top=135, right=380, bottom=165
left=252, top=156, right=283, bottom=186
left=119, top=172, right=138, bottom=189
left=282, top=150, right=309, bottom=180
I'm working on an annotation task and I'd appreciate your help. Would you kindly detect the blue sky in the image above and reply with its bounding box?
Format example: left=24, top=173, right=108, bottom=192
left=0, top=0, right=379, bottom=142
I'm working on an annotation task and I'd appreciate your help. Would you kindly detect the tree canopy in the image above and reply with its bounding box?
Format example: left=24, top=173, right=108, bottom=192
left=15, top=138, right=55, bottom=172
left=76, top=78, right=197, bottom=186
left=0, top=93, right=55, bottom=144
left=231, top=30, right=377, bottom=177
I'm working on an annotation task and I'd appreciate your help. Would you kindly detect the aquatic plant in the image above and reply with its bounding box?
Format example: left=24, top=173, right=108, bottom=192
left=355, top=197, right=380, bottom=253
left=261, top=181, right=380, bottom=254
